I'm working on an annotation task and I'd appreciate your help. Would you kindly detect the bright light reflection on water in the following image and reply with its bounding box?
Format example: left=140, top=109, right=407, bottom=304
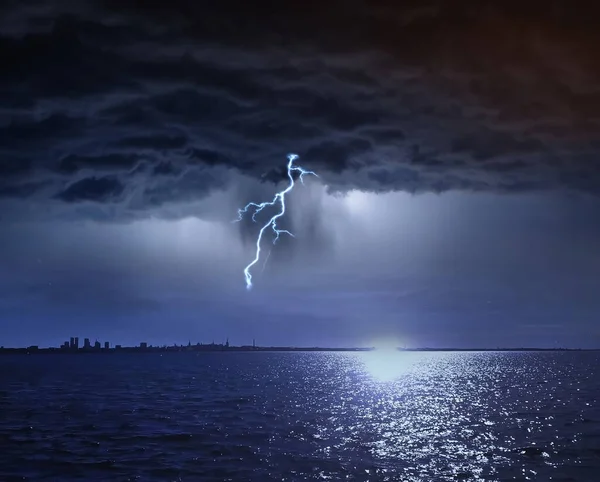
left=362, top=349, right=414, bottom=382
left=295, top=351, right=577, bottom=481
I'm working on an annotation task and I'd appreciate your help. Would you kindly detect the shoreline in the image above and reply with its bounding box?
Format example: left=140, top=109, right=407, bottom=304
left=0, top=347, right=596, bottom=354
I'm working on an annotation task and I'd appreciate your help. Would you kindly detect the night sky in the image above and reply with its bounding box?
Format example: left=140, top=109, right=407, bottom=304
left=1, top=0, right=599, bottom=348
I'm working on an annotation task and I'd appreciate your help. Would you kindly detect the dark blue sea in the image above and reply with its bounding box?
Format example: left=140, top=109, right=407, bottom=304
left=1, top=351, right=599, bottom=481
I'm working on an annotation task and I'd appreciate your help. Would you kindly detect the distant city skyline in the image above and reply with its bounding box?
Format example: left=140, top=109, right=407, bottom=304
left=0, top=335, right=594, bottom=353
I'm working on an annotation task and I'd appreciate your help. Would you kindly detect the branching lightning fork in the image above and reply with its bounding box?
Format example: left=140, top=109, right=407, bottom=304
left=233, top=154, right=318, bottom=290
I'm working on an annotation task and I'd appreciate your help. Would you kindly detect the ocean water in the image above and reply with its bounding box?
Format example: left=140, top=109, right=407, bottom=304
left=0, top=351, right=599, bottom=481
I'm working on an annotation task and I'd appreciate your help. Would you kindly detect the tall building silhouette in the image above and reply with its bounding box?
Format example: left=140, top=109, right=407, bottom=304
left=83, top=338, right=91, bottom=349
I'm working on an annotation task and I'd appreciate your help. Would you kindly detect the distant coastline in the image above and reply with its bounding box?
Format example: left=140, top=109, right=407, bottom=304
left=0, top=344, right=596, bottom=354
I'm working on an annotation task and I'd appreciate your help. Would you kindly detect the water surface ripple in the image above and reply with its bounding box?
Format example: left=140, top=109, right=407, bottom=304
left=1, top=351, right=599, bottom=481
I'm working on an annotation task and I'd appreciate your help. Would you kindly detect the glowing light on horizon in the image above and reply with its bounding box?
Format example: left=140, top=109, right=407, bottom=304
left=371, top=338, right=402, bottom=351
left=234, top=154, right=318, bottom=290
left=363, top=345, right=410, bottom=382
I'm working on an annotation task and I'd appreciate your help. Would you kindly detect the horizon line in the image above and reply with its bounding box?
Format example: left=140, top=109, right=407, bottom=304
left=0, top=342, right=598, bottom=353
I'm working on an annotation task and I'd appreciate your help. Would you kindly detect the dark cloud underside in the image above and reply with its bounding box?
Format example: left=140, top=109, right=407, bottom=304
left=1, top=0, right=599, bottom=219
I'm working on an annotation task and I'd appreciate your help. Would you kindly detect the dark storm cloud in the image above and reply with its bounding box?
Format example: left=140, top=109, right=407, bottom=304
left=55, top=176, right=124, bottom=202
left=1, top=0, right=600, bottom=219
left=115, top=134, right=187, bottom=150
left=56, top=153, right=140, bottom=174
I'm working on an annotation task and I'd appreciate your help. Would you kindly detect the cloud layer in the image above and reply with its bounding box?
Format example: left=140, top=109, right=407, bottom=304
left=1, top=0, right=599, bottom=220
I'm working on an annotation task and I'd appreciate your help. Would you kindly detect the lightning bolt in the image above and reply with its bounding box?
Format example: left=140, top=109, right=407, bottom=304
left=234, top=154, right=317, bottom=290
